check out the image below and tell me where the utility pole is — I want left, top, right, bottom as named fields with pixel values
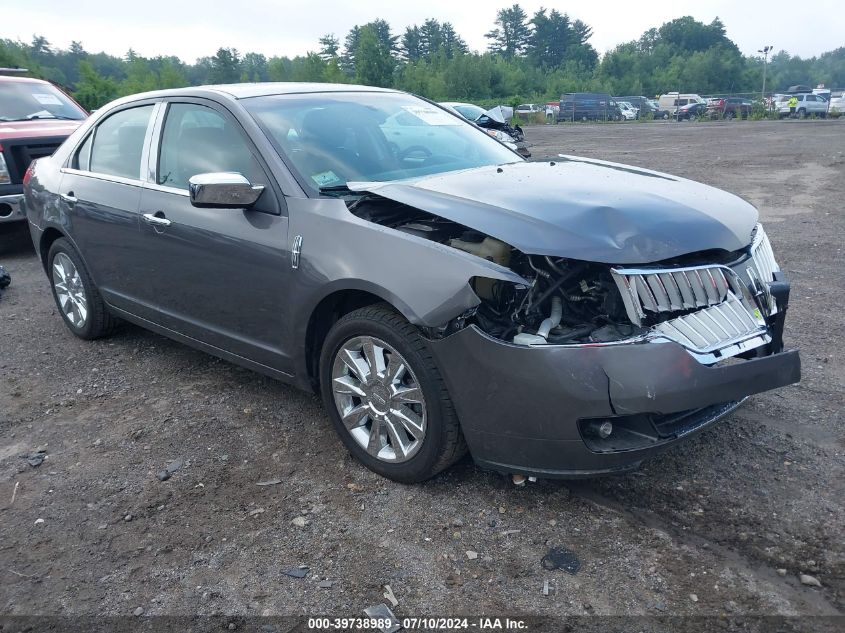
left=758, top=45, right=773, bottom=103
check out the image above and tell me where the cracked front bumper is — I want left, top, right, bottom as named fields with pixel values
left=428, top=325, right=800, bottom=478
left=0, top=193, right=25, bottom=223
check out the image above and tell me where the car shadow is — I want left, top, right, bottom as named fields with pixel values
left=0, top=222, right=36, bottom=258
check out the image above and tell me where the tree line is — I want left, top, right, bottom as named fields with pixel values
left=2, top=6, right=843, bottom=111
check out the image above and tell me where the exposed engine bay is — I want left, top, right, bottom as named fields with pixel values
left=350, top=196, right=644, bottom=345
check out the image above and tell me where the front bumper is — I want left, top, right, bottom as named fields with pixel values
left=0, top=193, right=25, bottom=224
left=428, top=324, right=800, bottom=478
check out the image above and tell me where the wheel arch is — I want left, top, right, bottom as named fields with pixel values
left=303, top=285, right=413, bottom=390
left=39, top=226, right=66, bottom=271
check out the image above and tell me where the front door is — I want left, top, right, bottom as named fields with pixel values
left=135, top=100, right=292, bottom=373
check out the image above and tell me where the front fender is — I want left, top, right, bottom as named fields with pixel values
left=287, top=196, right=527, bottom=330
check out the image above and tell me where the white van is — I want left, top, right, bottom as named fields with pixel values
left=658, top=92, right=706, bottom=115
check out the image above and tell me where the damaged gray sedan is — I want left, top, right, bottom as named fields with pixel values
left=24, top=83, right=800, bottom=482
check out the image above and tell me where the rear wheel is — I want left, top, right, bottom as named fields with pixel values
left=47, top=238, right=117, bottom=340
left=319, top=305, right=466, bottom=482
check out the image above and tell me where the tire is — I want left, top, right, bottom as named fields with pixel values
left=319, top=304, right=466, bottom=483
left=798, top=108, right=806, bottom=119
left=47, top=237, right=118, bottom=340
left=725, top=111, right=735, bottom=120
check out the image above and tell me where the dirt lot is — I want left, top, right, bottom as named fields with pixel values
left=1, top=120, right=843, bottom=626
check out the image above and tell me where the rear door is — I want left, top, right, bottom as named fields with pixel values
left=134, top=99, right=293, bottom=373
left=59, top=102, right=157, bottom=309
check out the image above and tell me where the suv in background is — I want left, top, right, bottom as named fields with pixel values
left=708, top=97, right=753, bottom=119
left=558, top=93, right=622, bottom=122
left=0, top=71, right=87, bottom=223
left=777, top=93, right=830, bottom=118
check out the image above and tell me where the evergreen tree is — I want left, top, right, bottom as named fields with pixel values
left=485, top=4, right=531, bottom=59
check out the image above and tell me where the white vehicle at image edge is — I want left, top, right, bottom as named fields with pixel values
left=777, top=93, right=830, bottom=118
left=827, top=92, right=845, bottom=114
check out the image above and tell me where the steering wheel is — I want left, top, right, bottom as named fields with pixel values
left=398, top=145, right=433, bottom=161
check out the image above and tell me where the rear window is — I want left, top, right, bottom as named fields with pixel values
left=87, top=105, right=154, bottom=180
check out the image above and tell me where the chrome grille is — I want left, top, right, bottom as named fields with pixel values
left=611, top=264, right=768, bottom=358
left=653, top=292, right=765, bottom=353
left=612, top=264, right=735, bottom=326
left=750, top=224, right=779, bottom=283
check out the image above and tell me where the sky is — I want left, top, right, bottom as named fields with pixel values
left=2, top=0, right=841, bottom=62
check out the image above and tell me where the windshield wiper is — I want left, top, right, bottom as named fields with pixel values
left=26, top=113, right=80, bottom=121
left=318, top=184, right=366, bottom=197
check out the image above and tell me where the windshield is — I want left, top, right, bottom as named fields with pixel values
left=450, top=104, right=486, bottom=121
left=0, top=80, right=87, bottom=121
left=244, top=92, right=520, bottom=193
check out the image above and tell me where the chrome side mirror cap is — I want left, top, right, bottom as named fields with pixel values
left=188, top=172, right=264, bottom=209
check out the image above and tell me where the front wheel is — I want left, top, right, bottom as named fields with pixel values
left=797, top=108, right=807, bottom=119
left=47, top=238, right=118, bottom=340
left=319, top=305, right=466, bottom=482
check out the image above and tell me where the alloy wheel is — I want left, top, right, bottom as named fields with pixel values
left=52, top=252, right=88, bottom=328
left=331, top=335, right=427, bottom=463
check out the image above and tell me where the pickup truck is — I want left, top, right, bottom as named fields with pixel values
left=0, top=72, right=87, bottom=223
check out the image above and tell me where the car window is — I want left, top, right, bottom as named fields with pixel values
left=157, top=102, right=266, bottom=191
left=74, top=133, right=93, bottom=171
left=244, top=92, right=518, bottom=192
left=806, top=95, right=817, bottom=102
left=0, top=80, right=87, bottom=122
left=88, top=105, right=154, bottom=180
left=453, top=104, right=485, bottom=121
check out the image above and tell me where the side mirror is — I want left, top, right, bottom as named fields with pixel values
left=188, top=172, right=265, bottom=209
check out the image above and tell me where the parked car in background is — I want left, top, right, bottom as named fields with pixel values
left=440, top=102, right=529, bottom=157
left=24, top=82, right=800, bottom=482
left=776, top=93, right=829, bottom=118
left=515, top=103, right=543, bottom=117
left=647, top=99, right=671, bottom=119
left=676, top=102, right=709, bottom=120
left=617, top=101, right=637, bottom=120
left=616, top=96, right=659, bottom=119
left=708, top=97, right=752, bottom=119
left=828, top=91, right=845, bottom=114
left=812, top=87, right=831, bottom=101
left=1, top=71, right=87, bottom=223
left=558, top=93, right=622, bottom=122
left=658, top=92, right=705, bottom=115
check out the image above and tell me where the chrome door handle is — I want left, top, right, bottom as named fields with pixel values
left=142, top=213, right=171, bottom=227
left=60, top=193, right=77, bottom=204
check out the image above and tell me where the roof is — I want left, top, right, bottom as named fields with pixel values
left=0, top=75, right=51, bottom=84
left=180, top=82, right=397, bottom=99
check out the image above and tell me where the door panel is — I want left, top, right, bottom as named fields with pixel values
left=60, top=103, right=155, bottom=307
left=135, top=188, right=291, bottom=370
left=132, top=100, right=293, bottom=373
left=61, top=172, right=143, bottom=305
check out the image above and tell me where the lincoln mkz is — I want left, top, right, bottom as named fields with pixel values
left=23, top=83, right=800, bottom=482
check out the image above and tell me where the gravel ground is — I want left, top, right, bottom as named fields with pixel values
left=0, top=120, right=843, bottom=625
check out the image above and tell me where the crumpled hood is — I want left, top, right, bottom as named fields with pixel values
left=348, top=156, right=758, bottom=264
